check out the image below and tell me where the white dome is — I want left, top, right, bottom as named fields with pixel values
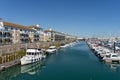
left=0, top=21, right=4, bottom=30
left=49, top=28, right=52, bottom=31
left=36, top=24, right=40, bottom=27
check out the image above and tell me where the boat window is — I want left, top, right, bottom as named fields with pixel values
left=29, top=53, right=32, bottom=55
left=27, top=52, right=30, bottom=55
left=38, top=49, right=41, bottom=51
left=106, top=55, right=110, bottom=58
left=49, top=48, right=54, bottom=49
left=112, top=55, right=118, bottom=57
left=32, top=53, right=34, bottom=55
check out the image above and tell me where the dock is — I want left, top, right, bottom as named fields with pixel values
left=87, top=38, right=120, bottom=64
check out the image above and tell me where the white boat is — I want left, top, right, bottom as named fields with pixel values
left=69, top=42, right=76, bottom=46
left=65, top=44, right=70, bottom=47
left=99, top=48, right=111, bottom=58
left=60, top=44, right=69, bottom=48
left=103, top=53, right=120, bottom=61
left=20, top=48, right=46, bottom=65
left=46, top=46, right=57, bottom=54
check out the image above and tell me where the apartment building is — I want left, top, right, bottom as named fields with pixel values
left=0, top=18, right=75, bottom=44
left=0, top=19, right=43, bottom=44
left=44, top=29, right=66, bottom=42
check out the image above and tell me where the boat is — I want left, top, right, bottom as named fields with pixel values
left=20, top=48, right=46, bottom=65
left=60, top=44, right=69, bottom=48
left=99, top=48, right=111, bottom=59
left=46, top=46, right=57, bottom=54
left=102, top=53, right=120, bottom=63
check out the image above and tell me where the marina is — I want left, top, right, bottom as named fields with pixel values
left=1, top=0, right=120, bottom=80
left=87, top=38, right=120, bottom=64
left=1, top=42, right=120, bottom=80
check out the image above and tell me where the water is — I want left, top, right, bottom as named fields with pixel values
left=1, top=41, right=120, bottom=80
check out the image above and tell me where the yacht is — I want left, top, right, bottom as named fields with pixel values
left=20, top=48, right=46, bottom=65
left=60, top=44, right=69, bottom=48
left=103, top=53, right=120, bottom=61
left=46, top=46, right=57, bottom=54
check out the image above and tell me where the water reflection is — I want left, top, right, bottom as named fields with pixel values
left=106, top=63, right=120, bottom=72
left=21, top=60, right=46, bottom=75
left=0, top=60, right=46, bottom=80
left=0, top=64, right=21, bottom=80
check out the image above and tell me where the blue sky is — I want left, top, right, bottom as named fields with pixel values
left=0, top=0, right=120, bottom=37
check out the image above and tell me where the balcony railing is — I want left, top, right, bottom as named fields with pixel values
left=0, top=35, right=12, bottom=38
left=2, top=29, right=11, bottom=32
left=20, top=39, right=30, bottom=44
left=20, top=36, right=29, bottom=39
left=0, top=41, right=12, bottom=45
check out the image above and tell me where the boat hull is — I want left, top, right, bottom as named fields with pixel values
left=21, top=57, right=42, bottom=65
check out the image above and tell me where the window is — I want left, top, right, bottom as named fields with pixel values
left=112, top=55, right=118, bottom=57
left=11, top=27, right=13, bottom=30
left=20, top=29, right=22, bottom=31
left=5, top=27, right=8, bottom=30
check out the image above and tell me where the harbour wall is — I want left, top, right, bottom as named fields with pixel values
left=0, top=40, right=73, bottom=70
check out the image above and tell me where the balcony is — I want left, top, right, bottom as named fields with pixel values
left=0, top=38, right=12, bottom=45
left=20, top=33, right=29, bottom=39
left=34, top=34, right=39, bottom=39
left=0, top=34, right=12, bottom=38
left=20, top=38, right=30, bottom=43
left=34, top=39, right=39, bottom=42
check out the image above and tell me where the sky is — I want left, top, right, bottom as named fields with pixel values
left=0, top=0, right=120, bottom=38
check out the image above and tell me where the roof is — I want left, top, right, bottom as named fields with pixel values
left=30, top=26, right=43, bottom=30
left=44, top=30, right=54, bottom=32
left=44, top=30, right=62, bottom=34
left=44, top=30, right=68, bottom=36
left=3, top=21, right=34, bottom=31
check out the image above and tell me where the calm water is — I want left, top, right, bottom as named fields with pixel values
left=1, top=42, right=120, bottom=80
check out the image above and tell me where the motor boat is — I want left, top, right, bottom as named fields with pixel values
left=20, top=48, right=46, bottom=65
left=46, top=46, right=57, bottom=54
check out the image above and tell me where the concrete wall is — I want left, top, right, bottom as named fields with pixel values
left=0, top=41, right=70, bottom=56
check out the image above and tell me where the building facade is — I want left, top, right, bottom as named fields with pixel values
left=0, top=19, right=44, bottom=44
left=0, top=18, right=76, bottom=44
left=0, top=19, right=12, bottom=44
left=44, top=29, right=66, bottom=42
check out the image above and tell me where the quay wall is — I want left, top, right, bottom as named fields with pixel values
left=0, top=41, right=68, bottom=55
left=0, top=40, right=72, bottom=70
